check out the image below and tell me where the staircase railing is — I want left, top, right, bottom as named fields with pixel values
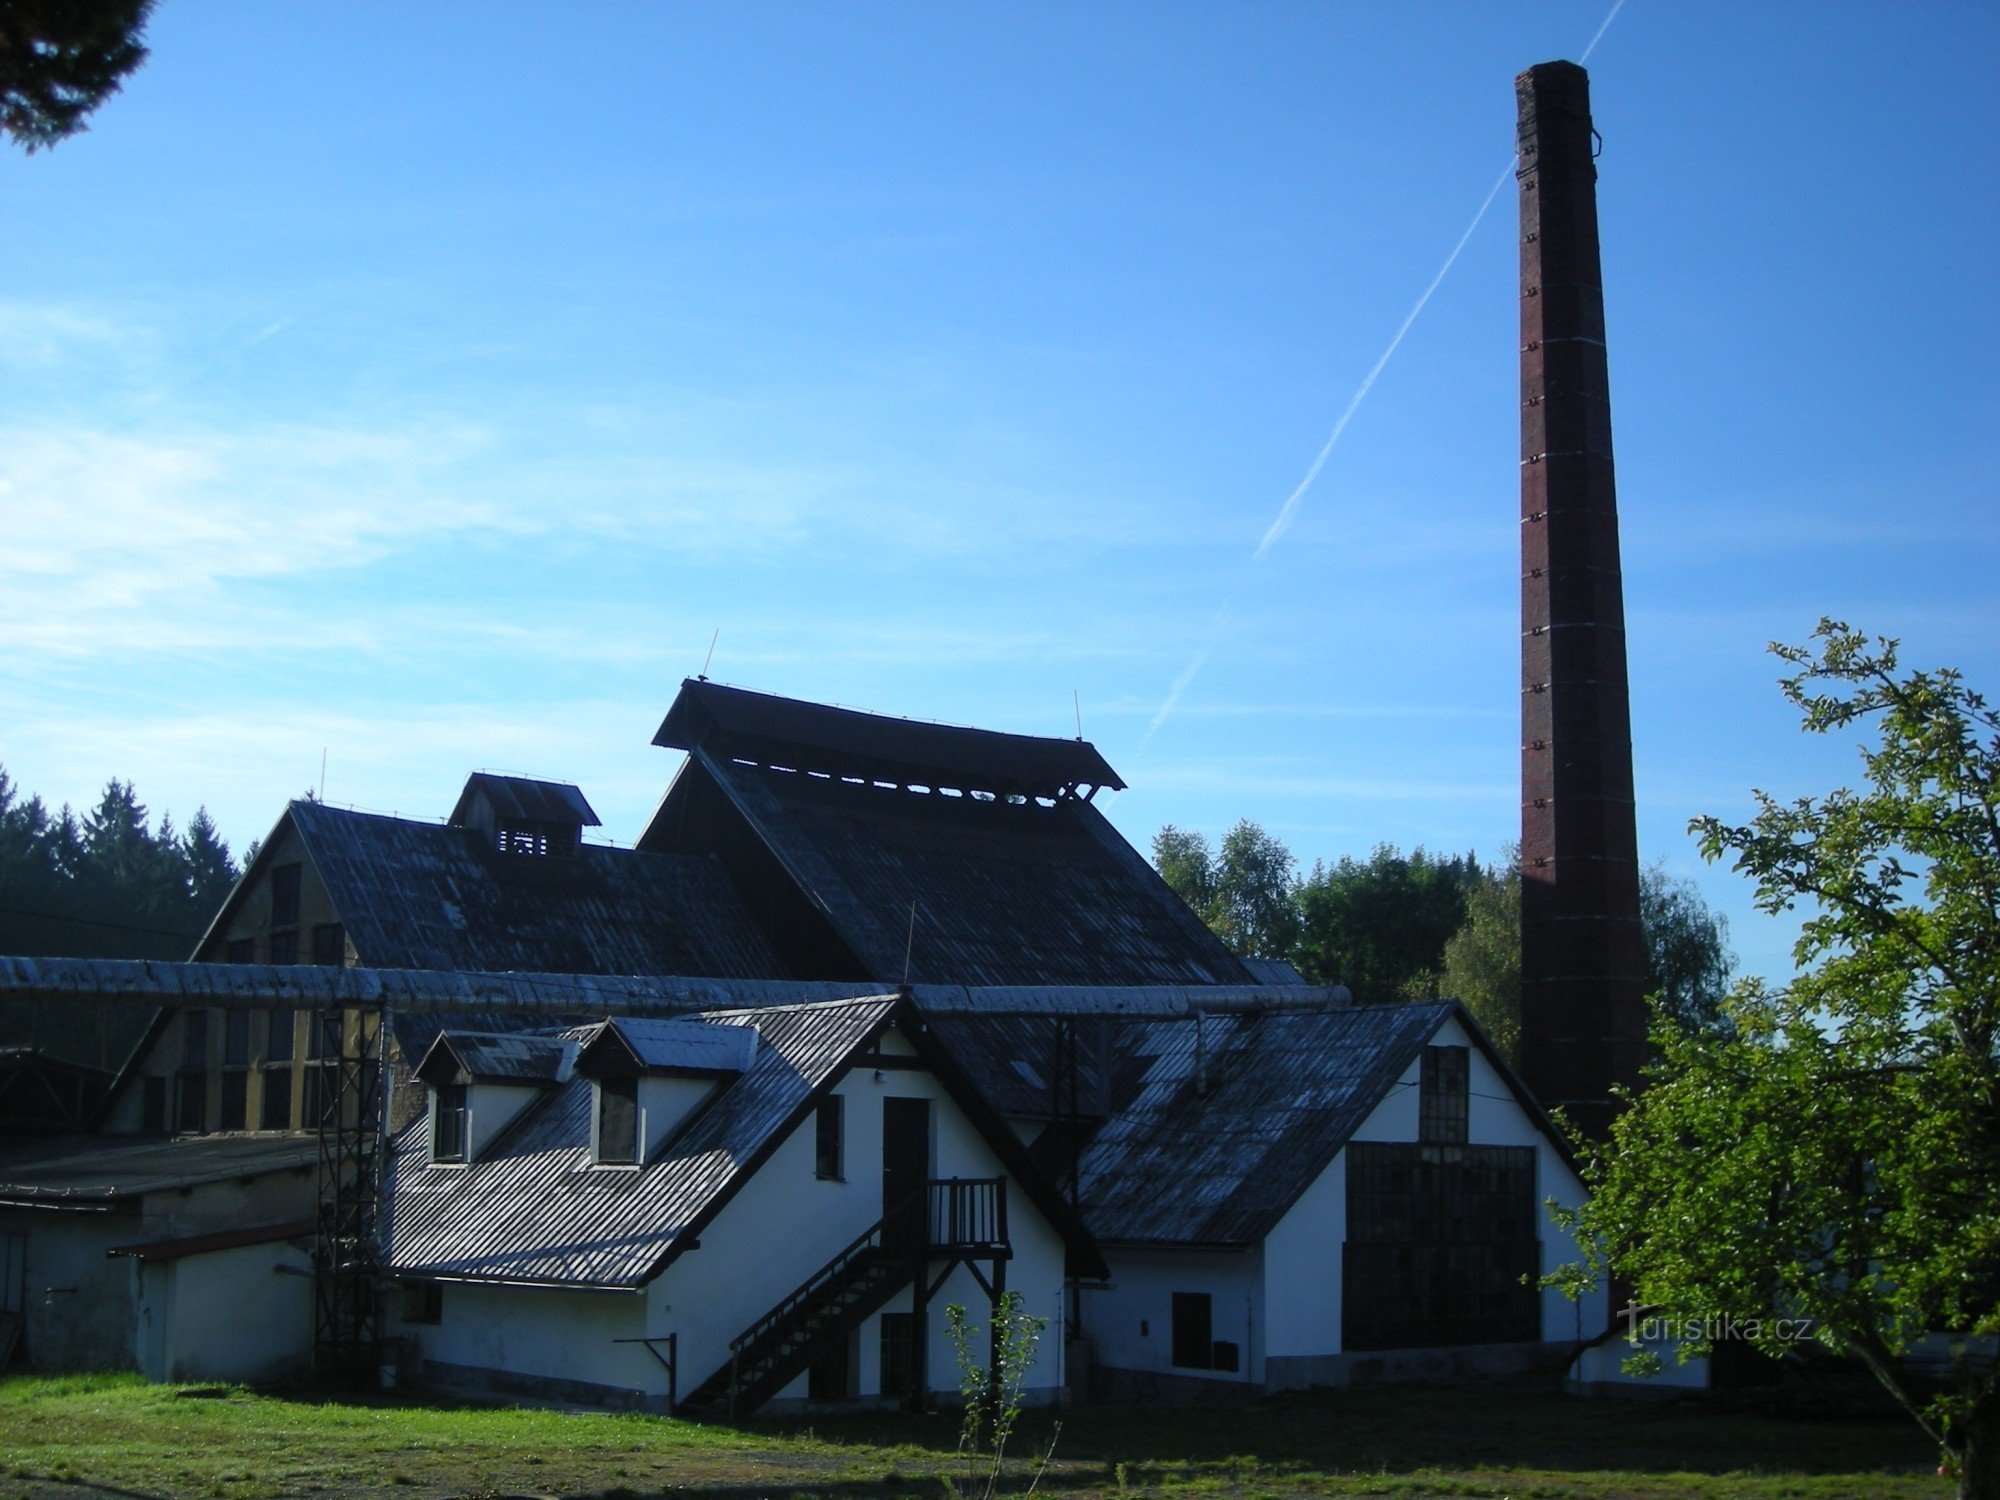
left=726, top=1203, right=900, bottom=1363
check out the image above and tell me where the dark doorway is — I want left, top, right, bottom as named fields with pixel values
left=882, top=1096, right=930, bottom=1254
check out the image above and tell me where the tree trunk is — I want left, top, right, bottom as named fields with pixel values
left=1951, top=1386, right=2000, bottom=1500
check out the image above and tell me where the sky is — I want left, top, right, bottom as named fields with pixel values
left=2, top=1, right=1995, bottom=985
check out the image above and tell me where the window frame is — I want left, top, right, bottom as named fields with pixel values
left=594, top=1077, right=640, bottom=1168
left=814, top=1095, right=845, bottom=1181
left=431, top=1082, right=469, bottom=1164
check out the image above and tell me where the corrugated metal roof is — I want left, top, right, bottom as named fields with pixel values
left=655, top=679, right=1124, bottom=797
left=594, top=1017, right=758, bottom=1075
left=424, top=1031, right=574, bottom=1084
left=0, top=1134, right=318, bottom=1205
left=381, top=997, right=897, bottom=1287
left=449, top=773, right=601, bottom=829
left=290, top=801, right=783, bottom=979
left=682, top=750, right=1252, bottom=989
left=1066, top=1003, right=1454, bottom=1245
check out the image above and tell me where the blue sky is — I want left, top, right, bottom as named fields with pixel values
left=2, top=1, right=1994, bottom=984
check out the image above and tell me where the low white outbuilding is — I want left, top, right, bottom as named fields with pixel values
left=379, top=994, right=1106, bottom=1414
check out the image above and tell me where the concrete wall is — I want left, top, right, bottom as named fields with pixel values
left=1, top=1166, right=311, bottom=1373
left=134, top=1237, right=314, bottom=1384
left=408, top=1282, right=653, bottom=1406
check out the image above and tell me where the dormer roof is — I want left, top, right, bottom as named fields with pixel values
left=575, top=1017, right=758, bottom=1080
left=449, top=773, right=601, bottom=830
left=414, top=1030, right=574, bottom=1087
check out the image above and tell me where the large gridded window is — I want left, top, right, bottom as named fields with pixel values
left=814, top=1096, right=844, bottom=1180
left=260, top=1064, right=293, bottom=1130
left=1419, top=1045, right=1469, bottom=1144
left=218, top=1070, right=248, bottom=1131
left=596, top=1078, right=639, bottom=1166
left=1342, top=1141, right=1538, bottom=1351
left=432, top=1084, right=468, bottom=1163
left=268, top=1009, right=295, bottom=1062
left=224, top=1010, right=251, bottom=1066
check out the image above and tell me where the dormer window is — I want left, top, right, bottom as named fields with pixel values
left=433, top=1083, right=468, bottom=1163
left=1420, top=1045, right=1469, bottom=1144
left=596, top=1078, right=639, bottom=1165
left=449, top=773, right=600, bottom=862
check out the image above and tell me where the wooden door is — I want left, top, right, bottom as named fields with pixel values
left=881, top=1097, right=930, bottom=1254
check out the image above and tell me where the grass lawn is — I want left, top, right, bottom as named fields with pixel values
left=0, top=1371, right=1947, bottom=1500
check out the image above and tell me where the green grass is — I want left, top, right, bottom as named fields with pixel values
left=0, top=1371, right=1947, bottom=1499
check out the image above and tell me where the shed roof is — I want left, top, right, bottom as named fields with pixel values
left=107, top=1217, right=315, bottom=1262
left=583, top=1017, right=759, bottom=1076
left=655, top=679, right=1124, bottom=797
left=449, top=774, right=601, bottom=829
left=0, top=1134, right=318, bottom=1207
left=282, top=801, right=784, bottom=979
left=647, top=748, right=1250, bottom=988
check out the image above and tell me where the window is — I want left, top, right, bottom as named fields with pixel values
left=1342, top=1141, right=1539, bottom=1351
left=225, top=937, right=255, bottom=964
left=814, top=1096, right=844, bottom=1180
left=268, top=929, right=298, bottom=965
left=181, top=1010, right=209, bottom=1072
left=141, top=1076, right=167, bottom=1133
left=270, top=864, right=302, bottom=927
left=1420, top=1045, right=1469, bottom=1145
left=432, top=1084, right=468, bottom=1163
left=310, top=1010, right=342, bottom=1059
left=400, top=1282, right=443, bottom=1325
left=224, top=1009, right=251, bottom=1066
left=260, top=1065, right=293, bottom=1130
left=807, top=1331, right=851, bottom=1400
left=1171, top=1292, right=1214, bottom=1370
left=218, top=1070, right=248, bottom=1130
left=176, top=1073, right=207, bottom=1134
left=879, top=1313, right=917, bottom=1399
left=596, top=1078, right=638, bottom=1166
left=311, top=924, right=346, bottom=967
left=268, top=1009, right=295, bottom=1062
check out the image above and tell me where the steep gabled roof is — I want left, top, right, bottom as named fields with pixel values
left=646, top=747, right=1251, bottom=987
left=656, top=678, right=1123, bottom=798
left=263, top=801, right=786, bottom=979
left=1067, top=1002, right=1463, bottom=1246
left=381, top=996, right=1105, bottom=1288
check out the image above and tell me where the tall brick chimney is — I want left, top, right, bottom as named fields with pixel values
left=1515, top=60, right=1647, bottom=1138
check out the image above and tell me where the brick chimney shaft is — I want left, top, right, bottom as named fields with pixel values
left=1515, top=61, right=1648, bottom=1137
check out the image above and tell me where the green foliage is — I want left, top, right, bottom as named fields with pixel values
left=1293, top=844, right=1483, bottom=999
left=1556, top=622, right=2000, bottom=1498
left=945, top=1293, right=1055, bottom=1500
left=1150, top=819, right=1299, bottom=959
left=1438, top=864, right=1522, bottom=1060
left=0, top=0, right=153, bottom=151
left=0, top=765, right=241, bottom=960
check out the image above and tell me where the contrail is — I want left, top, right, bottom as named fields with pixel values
left=1140, top=607, right=1231, bottom=749
left=1581, top=0, right=1626, bottom=61
left=1140, top=0, right=1632, bottom=753
left=1252, top=161, right=1512, bottom=562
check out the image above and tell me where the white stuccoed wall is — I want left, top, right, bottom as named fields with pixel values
left=404, top=1025, right=1070, bottom=1408
left=1080, top=1246, right=1265, bottom=1389
left=133, top=1238, right=314, bottom=1384
left=1096, top=1011, right=1611, bottom=1391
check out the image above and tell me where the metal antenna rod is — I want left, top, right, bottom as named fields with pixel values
left=902, top=901, right=918, bottom=986
left=1073, top=688, right=1083, bottom=741
left=700, top=628, right=720, bottom=681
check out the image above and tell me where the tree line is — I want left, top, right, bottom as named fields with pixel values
left=0, top=766, right=248, bottom=1071
left=1150, top=822, right=1733, bottom=1059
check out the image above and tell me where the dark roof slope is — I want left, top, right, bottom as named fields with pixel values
left=383, top=998, right=899, bottom=1287
left=290, top=801, right=785, bottom=979
left=0, top=1134, right=318, bottom=1205
left=668, top=750, right=1251, bottom=988
left=656, top=679, right=1124, bottom=798
left=1068, top=1003, right=1455, bottom=1245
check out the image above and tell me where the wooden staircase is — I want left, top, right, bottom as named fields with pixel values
left=677, top=1177, right=1009, bottom=1420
